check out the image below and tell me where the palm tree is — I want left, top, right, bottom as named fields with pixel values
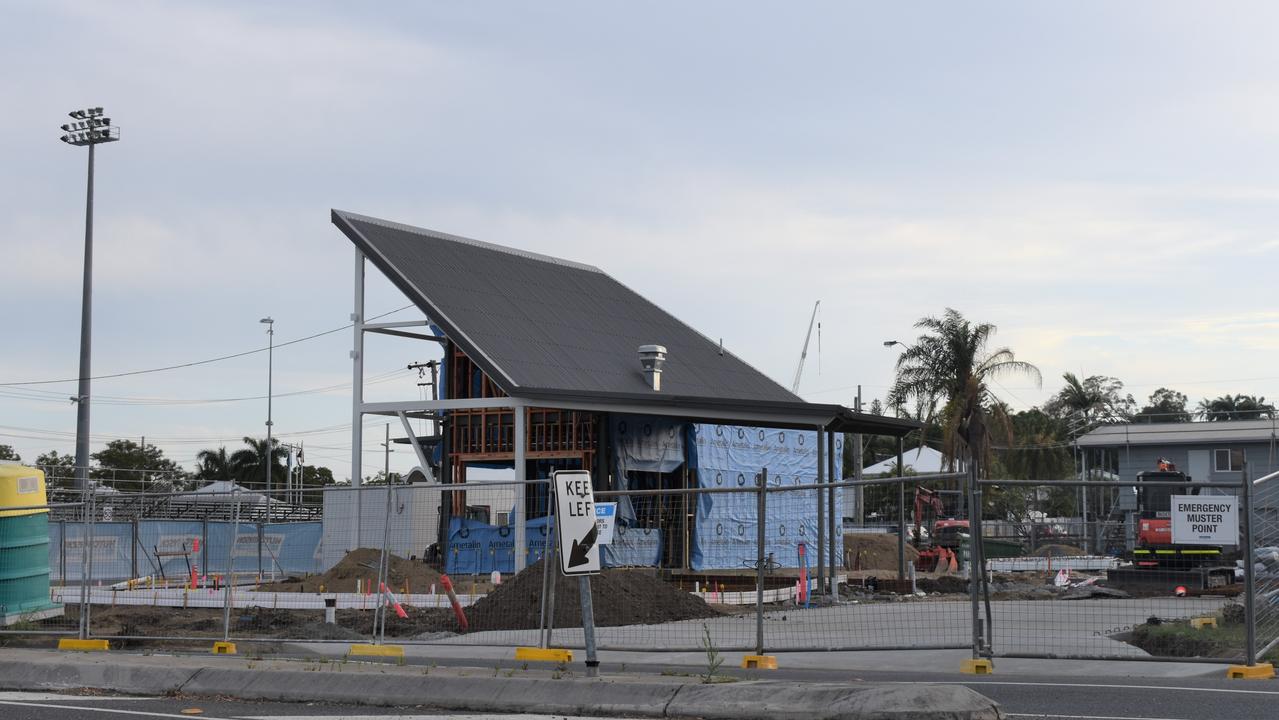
left=888, top=308, right=1041, bottom=472
left=229, top=436, right=287, bottom=491
left=1197, top=394, right=1276, bottom=422
left=195, top=447, right=234, bottom=484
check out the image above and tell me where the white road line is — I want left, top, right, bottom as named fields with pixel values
left=0, top=692, right=157, bottom=702
left=1006, top=714, right=1192, bottom=720
left=0, top=698, right=208, bottom=719
left=236, top=716, right=643, bottom=720
left=919, top=680, right=1279, bottom=696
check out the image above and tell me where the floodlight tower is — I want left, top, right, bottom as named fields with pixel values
left=60, top=107, right=120, bottom=490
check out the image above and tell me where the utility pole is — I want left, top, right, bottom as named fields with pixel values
left=854, top=386, right=864, bottom=525
left=60, top=107, right=119, bottom=490
left=260, top=317, right=275, bottom=510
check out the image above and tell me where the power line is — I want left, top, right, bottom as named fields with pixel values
left=0, top=304, right=417, bottom=387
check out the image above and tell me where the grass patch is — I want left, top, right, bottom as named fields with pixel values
left=1127, top=604, right=1279, bottom=663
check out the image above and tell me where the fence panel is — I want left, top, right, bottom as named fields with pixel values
left=978, top=479, right=1246, bottom=663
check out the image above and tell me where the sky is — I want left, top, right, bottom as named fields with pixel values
left=4, top=1, right=1279, bottom=481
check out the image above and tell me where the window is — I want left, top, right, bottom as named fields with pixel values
left=1214, top=448, right=1245, bottom=472
left=495, top=511, right=510, bottom=526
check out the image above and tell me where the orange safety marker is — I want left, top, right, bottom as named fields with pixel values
left=380, top=583, right=408, bottom=619
left=440, top=574, right=469, bottom=631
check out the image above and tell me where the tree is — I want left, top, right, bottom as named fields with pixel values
left=35, top=450, right=76, bottom=488
left=997, top=409, right=1073, bottom=481
left=1197, top=394, right=1276, bottom=422
left=228, top=436, right=287, bottom=492
left=887, top=308, right=1041, bottom=471
left=1132, top=388, right=1191, bottom=424
left=0, top=444, right=20, bottom=462
left=194, top=447, right=235, bottom=484
left=1043, top=373, right=1135, bottom=429
left=91, top=440, right=185, bottom=492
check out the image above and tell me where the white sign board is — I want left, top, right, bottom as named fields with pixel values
left=553, top=470, right=600, bottom=576
left=595, top=502, right=617, bottom=545
left=1171, top=495, right=1238, bottom=545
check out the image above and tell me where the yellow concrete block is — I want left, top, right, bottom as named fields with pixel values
left=58, top=638, right=109, bottom=652
left=1190, top=617, right=1218, bottom=630
left=211, top=641, right=237, bottom=655
left=514, top=647, right=573, bottom=663
left=348, top=644, right=404, bottom=659
left=741, top=654, right=778, bottom=669
left=1227, top=663, right=1275, bottom=680
left=961, top=658, right=994, bottom=675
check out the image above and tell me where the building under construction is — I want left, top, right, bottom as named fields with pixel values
left=329, top=210, right=917, bottom=577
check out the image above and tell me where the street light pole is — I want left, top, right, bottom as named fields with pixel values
left=60, top=107, right=119, bottom=490
left=261, top=318, right=274, bottom=509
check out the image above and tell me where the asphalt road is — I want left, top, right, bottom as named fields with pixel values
left=2, top=673, right=1277, bottom=720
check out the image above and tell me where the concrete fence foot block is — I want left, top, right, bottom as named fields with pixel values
left=741, top=655, right=778, bottom=670
left=960, top=659, right=993, bottom=675
left=514, top=647, right=572, bottom=663
left=1227, top=663, right=1274, bottom=680
left=57, top=639, right=109, bottom=652
left=348, top=644, right=404, bottom=660
left=211, top=642, right=237, bottom=655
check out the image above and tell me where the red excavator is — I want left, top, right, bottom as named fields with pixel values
left=913, top=486, right=960, bottom=573
left=1106, top=459, right=1234, bottom=590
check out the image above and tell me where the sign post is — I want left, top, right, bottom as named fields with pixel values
left=1170, top=495, right=1238, bottom=545
left=552, top=470, right=600, bottom=676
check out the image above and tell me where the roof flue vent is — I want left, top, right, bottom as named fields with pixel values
left=638, top=344, right=667, bottom=391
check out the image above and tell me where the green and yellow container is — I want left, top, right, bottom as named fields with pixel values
left=0, top=464, right=62, bottom=625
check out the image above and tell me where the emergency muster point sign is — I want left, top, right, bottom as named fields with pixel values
left=553, top=470, right=600, bottom=576
left=1170, top=495, right=1238, bottom=545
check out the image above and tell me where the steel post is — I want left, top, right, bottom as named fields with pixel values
left=756, top=468, right=767, bottom=656
left=514, top=405, right=527, bottom=572
left=579, top=575, right=599, bottom=677
left=1243, top=465, right=1257, bottom=666
left=224, top=491, right=241, bottom=642
left=816, top=430, right=825, bottom=592
left=351, top=250, right=365, bottom=487
left=968, top=457, right=981, bottom=659
left=897, top=437, right=906, bottom=581
left=828, top=430, right=837, bottom=600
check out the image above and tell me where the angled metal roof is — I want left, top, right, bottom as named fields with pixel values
left=332, top=210, right=917, bottom=436
left=1077, top=419, right=1279, bottom=448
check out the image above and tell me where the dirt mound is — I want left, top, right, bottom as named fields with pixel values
left=843, top=534, right=919, bottom=571
left=916, top=575, right=968, bottom=594
left=1032, top=544, right=1085, bottom=557
left=258, top=548, right=444, bottom=594
left=465, top=560, right=719, bottom=631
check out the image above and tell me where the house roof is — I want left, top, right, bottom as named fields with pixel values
left=332, top=210, right=918, bottom=436
left=1077, top=419, right=1279, bottom=448
left=863, top=445, right=944, bottom=475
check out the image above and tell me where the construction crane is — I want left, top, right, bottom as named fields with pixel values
left=791, top=300, right=820, bottom=394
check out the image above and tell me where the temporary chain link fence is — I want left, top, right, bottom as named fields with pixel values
left=4, top=461, right=1273, bottom=670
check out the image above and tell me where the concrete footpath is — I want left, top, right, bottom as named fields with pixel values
left=0, top=648, right=1003, bottom=720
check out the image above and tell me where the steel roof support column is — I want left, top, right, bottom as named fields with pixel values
left=351, top=249, right=365, bottom=487
left=515, top=402, right=527, bottom=572
left=816, top=428, right=825, bottom=593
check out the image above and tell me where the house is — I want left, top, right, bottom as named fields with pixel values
left=1077, top=419, right=1279, bottom=543
left=325, top=210, right=920, bottom=574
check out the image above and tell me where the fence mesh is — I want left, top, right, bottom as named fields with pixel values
left=6, top=461, right=1274, bottom=670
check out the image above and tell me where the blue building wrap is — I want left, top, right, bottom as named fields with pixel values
left=689, top=424, right=841, bottom=571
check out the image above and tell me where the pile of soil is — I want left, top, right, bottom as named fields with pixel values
left=465, top=560, right=720, bottom=630
left=258, top=549, right=445, bottom=594
left=843, top=534, right=919, bottom=571
left=916, top=575, right=968, bottom=594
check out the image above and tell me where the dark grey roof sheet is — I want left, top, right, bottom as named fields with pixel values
left=332, top=210, right=919, bottom=437
left=1078, top=419, right=1279, bottom=448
